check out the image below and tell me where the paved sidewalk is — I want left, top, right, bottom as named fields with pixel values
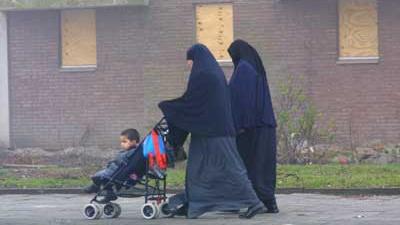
left=0, top=194, right=399, bottom=225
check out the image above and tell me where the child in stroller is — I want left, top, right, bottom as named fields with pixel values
left=82, top=119, right=176, bottom=220
left=83, top=128, right=142, bottom=202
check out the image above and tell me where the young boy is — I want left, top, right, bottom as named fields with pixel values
left=83, top=128, right=140, bottom=202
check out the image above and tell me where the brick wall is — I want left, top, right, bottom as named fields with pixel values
left=302, top=0, right=400, bottom=146
left=8, top=8, right=147, bottom=148
left=232, top=0, right=400, bottom=146
left=8, top=0, right=400, bottom=148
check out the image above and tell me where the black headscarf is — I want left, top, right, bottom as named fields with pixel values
left=158, top=44, right=235, bottom=137
left=228, top=39, right=276, bottom=129
left=228, top=39, right=267, bottom=77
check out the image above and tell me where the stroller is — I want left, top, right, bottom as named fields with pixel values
left=82, top=118, right=175, bottom=220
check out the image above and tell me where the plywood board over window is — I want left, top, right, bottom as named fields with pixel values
left=196, top=4, right=233, bottom=61
left=339, top=0, right=378, bottom=60
left=61, top=9, right=97, bottom=68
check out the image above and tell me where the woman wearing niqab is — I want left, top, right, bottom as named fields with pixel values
left=159, top=44, right=263, bottom=219
left=228, top=39, right=279, bottom=213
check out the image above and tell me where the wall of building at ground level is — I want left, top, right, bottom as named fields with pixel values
left=8, top=7, right=149, bottom=148
left=7, top=0, right=400, bottom=148
left=0, top=12, right=9, bottom=148
left=299, top=0, right=400, bottom=146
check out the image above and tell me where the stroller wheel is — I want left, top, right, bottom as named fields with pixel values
left=114, top=203, right=122, bottom=218
left=141, top=203, right=158, bottom=220
left=103, top=203, right=121, bottom=219
left=83, top=203, right=102, bottom=220
left=159, top=202, right=173, bottom=217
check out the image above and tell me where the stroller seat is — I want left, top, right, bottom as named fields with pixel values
left=83, top=118, right=175, bottom=220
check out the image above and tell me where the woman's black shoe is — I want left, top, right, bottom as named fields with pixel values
left=238, top=202, right=264, bottom=219
left=266, top=204, right=279, bottom=213
left=264, top=199, right=279, bottom=213
left=168, top=204, right=188, bottom=218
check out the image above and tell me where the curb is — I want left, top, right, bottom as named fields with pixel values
left=276, top=188, right=400, bottom=196
left=0, top=188, right=184, bottom=195
left=0, top=188, right=84, bottom=195
left=1, top=188, right=399, bottom=196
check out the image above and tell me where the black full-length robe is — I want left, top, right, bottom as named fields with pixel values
left=228, top=40, right=277, bottom=205
left=159, top=44, right=260, bottom=218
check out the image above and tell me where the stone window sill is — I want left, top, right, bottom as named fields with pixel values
left=60, top=65, right=97, bottom=72
left=336, top=57, right=380, bottom=65
left=218, top=59, right=233, bottom=67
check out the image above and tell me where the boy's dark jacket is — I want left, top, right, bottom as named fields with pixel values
left=102, top=146, right=146, bottom=182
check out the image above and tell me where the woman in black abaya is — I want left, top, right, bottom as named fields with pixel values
left=228, top=39, right=279, bottom=213
left=159, top=44, right=263, bottom=219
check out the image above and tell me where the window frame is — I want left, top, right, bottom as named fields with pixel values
left=194, top=2, right=234, bottom=65
left=59, top=9, right=98, bottom=72
left=336, top=0, right=380, bottom=65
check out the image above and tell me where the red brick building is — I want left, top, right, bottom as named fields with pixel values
left=0, top=0, right=398, bottom=149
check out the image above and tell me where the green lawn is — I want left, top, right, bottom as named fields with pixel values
left=0, top=164, right=399, bottom=189
left=277, top=164, right=400, bottom=188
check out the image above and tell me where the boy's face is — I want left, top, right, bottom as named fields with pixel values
left=120, top=135, right=137, bottom=150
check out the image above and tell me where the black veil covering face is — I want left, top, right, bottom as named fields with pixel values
left=228, top=39, right=276, bottom=130
left=159, top=44, right=235, bottom=137
left=228, top=39, right=266, bottom=76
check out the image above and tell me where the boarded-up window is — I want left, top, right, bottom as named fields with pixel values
left=339, top=0, right=378, bottom=59
left=196, top=4, right=233, bottom=61
left=61, top=9, right=97, bottom=67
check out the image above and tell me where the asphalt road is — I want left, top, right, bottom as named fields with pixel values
left=1, top=193, right=399, bottom=225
